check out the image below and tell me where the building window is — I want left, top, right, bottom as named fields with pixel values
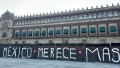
left=35, top=19, right=37, bottom=24
left=25, top=21, right=27, bottom=25
left=72, top=28, right=77, bottom=34
left=100, top=27, right=105, bottom=32
left=29, top=20, right=32, bottom=25
left=58, top=17, right=62, bottom=23
left=66, top=16, right=70, bottom=21
left=15, top=32, right=19, bottom=37
left=39, top=19, right=41, bottom=23
left=63, top=16, right=66, bottom=22
left=48, top=30, right=53, bottom=35
left=110, top=26, right=117, bottom=32
left=2, top=32, right=7, bottom=37
left=63, top=29, right=69, bottom=34
left=90, top=27, right=96, bottom=33
left=19, top=22, right=22, bottom=25
left=27, top=20, right=30, bottom=25
left=88, top=14, right=92, bottom=20
left=34, top=20, right=36, bottom=24
left=114, top=11, right=118, bottom=17
left=71, top=16, right=75, bottom=21
left=41, top=19, right=44, bottom=23
left=55, top=17, right=58, bottom=23
left=57, top=17, right=60, bottom=22
left=79, top=15, right=83, bottom=20
left=47, top=18, right=51, bottom=23
left=16, top=22, right=19, bottom=25
left=98, top=13, right=103, bottom=19
left=21, top=21, right=24, bottom=25
left=93, top=14, right=97, bottom=19
left=22, top=31, right=26, bottom=36
left=41, top=30, right=46, bottom=36
left=43, top=19, right=47, bottom=23
left=108, top=12, right=113, bottom=17
left=45, top=18, right=48, bottom=23
left=50, top=18, right=53, bottom=23
left=36, top=19, right=39, bottom=23
left=52, top=18, right=55, bottom=23
left=56, top=29, right=61, bottom=34
left=103, top=12, right=107, bottom=18
left=31, top=20, right=33, bottom=24
left=53, top=18, right=56, bottom=23
left=34, top=31, right=39, bottom=36
left=28, top=31, right=32, bottom=36
left=81, top=28, right=87, bottom=33
left=83, top=15, right=87, bottom=20
left=74, top=15, right=78, bottom=21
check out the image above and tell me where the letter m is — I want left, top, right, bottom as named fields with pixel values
left=3, top=47, right=7, bottom=57
left=86, top=48, right=101, bottom=62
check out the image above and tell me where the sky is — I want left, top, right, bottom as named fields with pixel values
left=0, top=0, right=119, bottom=16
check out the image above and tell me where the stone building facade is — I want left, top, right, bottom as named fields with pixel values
left=0, top=4, right=120, bottom=44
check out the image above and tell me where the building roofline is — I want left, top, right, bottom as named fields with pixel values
left=15, top=3, right=120, bottom=20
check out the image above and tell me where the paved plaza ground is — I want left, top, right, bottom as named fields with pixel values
left=0, top=58, right=119, bottom=68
